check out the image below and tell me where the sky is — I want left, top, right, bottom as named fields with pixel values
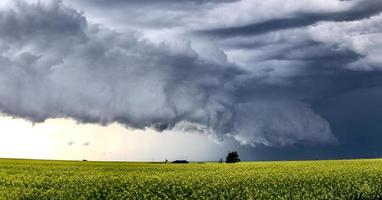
left=0, top=0, right=381, bottom=161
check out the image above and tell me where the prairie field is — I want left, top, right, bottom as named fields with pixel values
left=0, top=158, right=382, bottom=199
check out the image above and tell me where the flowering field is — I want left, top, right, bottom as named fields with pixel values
left=0, top=158, right=382, bottom=199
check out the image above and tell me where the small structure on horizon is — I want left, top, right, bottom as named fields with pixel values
left=172, top=160, right=189, bottom=164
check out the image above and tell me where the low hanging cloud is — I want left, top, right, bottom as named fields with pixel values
left=0, top=0, right=341, bottom=147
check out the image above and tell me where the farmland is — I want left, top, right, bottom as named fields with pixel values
left=0, top=159, right=382, bottom=199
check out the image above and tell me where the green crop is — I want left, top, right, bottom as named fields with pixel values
left=0, top=158, right=382, bottom=199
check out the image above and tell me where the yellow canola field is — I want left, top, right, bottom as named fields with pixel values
left=0, top=158, right=382, bottom=199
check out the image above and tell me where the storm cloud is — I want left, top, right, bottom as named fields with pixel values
left=197, top=0, right=382, bottom=37
left=0, top=0, right=381, bottom=153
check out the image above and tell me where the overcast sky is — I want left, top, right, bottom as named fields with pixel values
left=0, top=0, right=381, bottom=161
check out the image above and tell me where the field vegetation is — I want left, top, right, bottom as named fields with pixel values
left=0, top=158, right=382, bottom=199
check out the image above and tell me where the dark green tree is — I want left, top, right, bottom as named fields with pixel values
left=226, top=151, right=241, bottom=163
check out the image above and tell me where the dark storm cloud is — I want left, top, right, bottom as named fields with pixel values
left=188, top=0, right=382, bottom=159
left=1, top=0, right=382, bottom=157
left=64, top=0, right=238, bottom=29
left=79, top=0, right=238, bottom=6
left=197, top=0, right=382, bottom=37
left=84, top=0, right=382, bottom=159
left=0, top=0, right=338, bottom=148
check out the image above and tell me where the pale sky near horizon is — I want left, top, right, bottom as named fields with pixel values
left=0, top=115, right=236, bottom=161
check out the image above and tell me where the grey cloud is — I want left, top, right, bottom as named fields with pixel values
left=0, top=0, right=336, bottom=147
left=197, top=0, right=382, bottom=38
left=60, top=0, right=382, bottom=160
left=0, top=0, right=87, bottom=41
left=309, top=14, right=382, bottom=71
left=203, top=1, right=382, bottom=157
left=65, top=0, right=238, bottom=29
left=232, top=100, right=337, bottom=147
left=76, top=0, right=239, bottom=6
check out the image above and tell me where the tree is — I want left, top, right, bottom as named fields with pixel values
left=226, top=151, right=240, bottom=163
